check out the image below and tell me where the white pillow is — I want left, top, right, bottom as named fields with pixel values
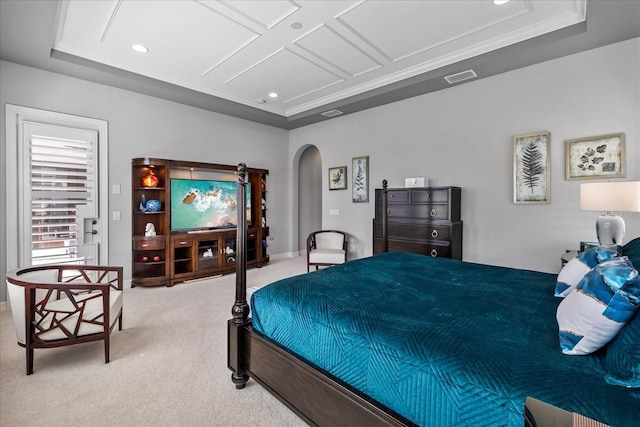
left=555, top=245, right=621, bottom=298
left=556, top=256, right=640, bottom=355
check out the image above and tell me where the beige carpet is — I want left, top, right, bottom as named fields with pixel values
left=0, top=255, right=309, bottom=427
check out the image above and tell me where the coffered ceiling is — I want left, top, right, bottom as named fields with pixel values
left=54, top=0, right=586, bottom=116
left=1, top=1, right=639, bottom=129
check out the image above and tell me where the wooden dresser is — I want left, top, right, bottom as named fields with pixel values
left=373, top=186, right=462, bottom=259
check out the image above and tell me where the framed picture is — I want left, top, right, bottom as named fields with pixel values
left=328, top=166, right=347, bottom=190
left=352, top=156, right=369, bottom=202
left=565, top=133, right=625, bottom=180
left=513, top=131, right=550, bottom=204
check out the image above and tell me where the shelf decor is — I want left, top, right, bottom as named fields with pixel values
left=565, top=133, right=625, bottom=180
left=513, top=131, right=551, bottom=204
left=142, top=169, right=159, bottom=188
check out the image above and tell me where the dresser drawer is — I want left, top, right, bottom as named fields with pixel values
left=409, top=188, right=450, bottom=203
left=133, top=237, right=165, bottom=250
left=386, top=189, right=410, bottom=203
left=374, top=221, right=451, bottom=241
left=386, top=204, right=450, bottom=220
left=172, top=237, right=193, bottom=248
left=374, top=238, right=451, bottom=258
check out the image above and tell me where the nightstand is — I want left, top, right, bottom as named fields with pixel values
left=561, top=250, right=579, bottom=267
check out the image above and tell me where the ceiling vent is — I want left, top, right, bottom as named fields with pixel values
left=321, top=109, right=344, bottom=118
left=444, top=69, right=478, bottom=85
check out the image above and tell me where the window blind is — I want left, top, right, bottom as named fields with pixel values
left=30, top=135, right=95, bottom=265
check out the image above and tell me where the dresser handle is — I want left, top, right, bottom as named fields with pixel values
left=179, top=241, right=187, bottom=245
left=141, top=244, right=148, bottom=248
left=430, top=209, right=437, bottom=217
left=431, top=230, right=439, bottom=238
left=389, top=194, right=394, bottom=198
left=386, top=208, right=391, bottom=215
left=430, top=249, right=438, bottom=257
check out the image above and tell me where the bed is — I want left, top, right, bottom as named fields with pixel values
left=228, top=168, right=640, bottom=426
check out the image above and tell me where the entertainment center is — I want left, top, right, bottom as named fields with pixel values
left=131, top=158, right=269, bottom=287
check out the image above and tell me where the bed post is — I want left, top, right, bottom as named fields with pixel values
left=382, top=179, right=388, bottom=252
left=228, top=163, right=250, bottom=389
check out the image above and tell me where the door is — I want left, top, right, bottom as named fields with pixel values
left=22, top=123, right=101, bottom=265
left=5, top=105, right=108, bottom=271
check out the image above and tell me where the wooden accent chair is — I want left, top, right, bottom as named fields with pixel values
left=306, top=230, right=348, bottom=272
left=6, top=265, right=124, bottom=375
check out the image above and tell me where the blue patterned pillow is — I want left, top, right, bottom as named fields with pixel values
left=605, top=309, right=640, bottom=388
left=555, top=245, right=622, bottom=298
left=622, top=237, right=640, bottom=269
left=556, top=256, right=640, bottom=355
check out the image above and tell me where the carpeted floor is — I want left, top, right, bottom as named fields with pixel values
left=0, top=255, right=309, bottom=427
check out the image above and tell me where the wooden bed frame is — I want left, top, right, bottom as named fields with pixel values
left=227, top=166, right=409, bottom=425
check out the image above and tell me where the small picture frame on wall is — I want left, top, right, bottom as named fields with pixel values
left=352, top=156, right=369, bottom=202
left=328, top=166, right=347, bottom=190
left=565, top=133, right=625, bottom=180
left=513, top=131, right=551, bottom=204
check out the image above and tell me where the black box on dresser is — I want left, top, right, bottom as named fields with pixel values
left=373, top=186, right=462, bottom=259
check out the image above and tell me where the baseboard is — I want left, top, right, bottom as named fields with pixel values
left=270, top=251, right=301, bottom=260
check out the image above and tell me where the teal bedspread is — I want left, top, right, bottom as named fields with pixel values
left=251, top=252, right=639, bottom=426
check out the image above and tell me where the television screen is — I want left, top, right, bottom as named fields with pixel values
left=170, top=178, right=251, bottom=231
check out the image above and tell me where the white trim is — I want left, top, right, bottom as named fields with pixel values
left=5, top=104, right=109, bottom=271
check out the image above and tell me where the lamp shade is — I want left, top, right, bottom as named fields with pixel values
left=580, top=182, right=640, bottom=212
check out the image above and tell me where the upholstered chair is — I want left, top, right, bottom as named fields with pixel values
left=6, top=265, right=124, bottom=375
left=306, top=230, right=348, bottom=272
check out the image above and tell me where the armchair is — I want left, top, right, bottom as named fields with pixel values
left=306, top=230, right=347, bottom=272
left=6, top=264, right=124, bottom=375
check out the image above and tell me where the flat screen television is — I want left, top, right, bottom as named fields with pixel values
left=170, top=178, right=251, bottom=232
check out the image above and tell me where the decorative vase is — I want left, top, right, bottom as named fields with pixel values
left=142, top=169, right=159, bottom=188
left=145, top=199, right=162, bottom=212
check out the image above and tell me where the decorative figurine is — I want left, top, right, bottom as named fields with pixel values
left=145, top=222, right=156, bottom=236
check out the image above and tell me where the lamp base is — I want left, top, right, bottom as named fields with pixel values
left=596, top=214, right=625, bottom=245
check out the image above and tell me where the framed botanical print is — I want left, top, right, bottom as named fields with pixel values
left=513, top=132, right=550, bottom=204
left=565, top=133, right=625, bottom=180
left=352, top=156, right=369, bottom=202
left=328, top=166, right=347, bottom=190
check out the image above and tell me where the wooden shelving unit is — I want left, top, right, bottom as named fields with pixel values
left=131, top=158, right=269, bottom=287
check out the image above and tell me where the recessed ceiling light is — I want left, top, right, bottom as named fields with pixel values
left=268, top=92, right=278, bottom=98
left=493, top=0, right=510, bottom=5
left=132, top=44, right=149, bottom=53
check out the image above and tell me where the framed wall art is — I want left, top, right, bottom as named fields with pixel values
left=565, top=133, right=625, bottom=180
left=328, top=166, right=347, bottom=190
left=513, top=131, right=550, bottom=204
left=352, top=156, right=369, bottom=202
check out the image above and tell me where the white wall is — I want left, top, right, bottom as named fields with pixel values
left=289, top=38, right=640, bottom=273
left=1, top=60, right=290, bottom=301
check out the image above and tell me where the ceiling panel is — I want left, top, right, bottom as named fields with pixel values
left=217, top=0, right=299, bottom=30
left=294, top=24, right=382, bottom=78
left=224, top=47, right=344, bottom=104
left=336, top=0, right=530, bottom=62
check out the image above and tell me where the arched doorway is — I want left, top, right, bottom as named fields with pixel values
left=297, top=146, right=322, bottom=254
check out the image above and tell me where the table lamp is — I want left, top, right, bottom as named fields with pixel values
left=580, top=181, right=640, bottom=245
